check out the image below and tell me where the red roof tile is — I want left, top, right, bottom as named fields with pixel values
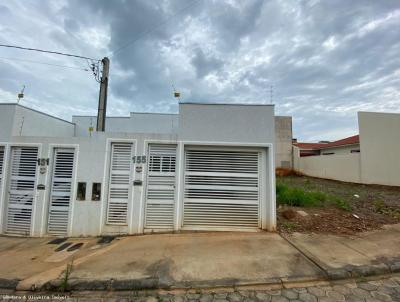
left=294, top=135, right=359, bottom=150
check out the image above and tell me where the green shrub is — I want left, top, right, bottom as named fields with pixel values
left=277, top=186, right=326, bottom=207
left=331, top=196, right=352, bottom=211
left=276, top=182, right=288, bottom=195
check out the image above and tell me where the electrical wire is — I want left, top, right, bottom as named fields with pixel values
left=110, top=0, right=201, bottom=57
left=0, top=56, right=89, bottom=71
left=0, top=44, right=98, bottom=61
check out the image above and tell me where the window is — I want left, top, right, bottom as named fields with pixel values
left=322, top=152, right=335, bottom=155
left=351, top=150, right=360, bottom=153
left=149, top=155, right=176, bottom=172
left=92, top=183, right=101, bottom=201
left=76, top=182, right=86, bottom=200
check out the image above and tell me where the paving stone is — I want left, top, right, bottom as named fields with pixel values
left=382, top=279, right=399, bottom=288
left=199, top=294, right=214, bottom=302
left=371, top=290, right=393, bottom=302
left=186, top=293, right=201, bottom=300
left=255, top=292, right=271, bottom=301
left=281, top=289, right=298, bottom=300
left=172, top=296, right=185, bottom=302
left=292, top=288, right=307, bottom=294
left=343, top=295, right=364, bottom=302
left=378, top=286, right=397, bottom=296
left=307, top=287, right=325, bottom=297
left=358, top=282, right=378, bottom=291
left=298, top=293, right=317, bottom=302
left=368, top=280, right=383, bottom=286
left=227, top=292, right=243, bottom=302
left=270, top=297, right=288, bottom=302
left=265, top=290, right=281, bottom=296
left=215, top=293, right=228, bottom=299
left=350, top=287, right=371, bottom=298
left=242, top=298, right=256, bottom=302
left=326, top=290, right=344, bottom=301
left=215, top=299, right=230, bottom=302
left=317, top=298, right=337, bottom=302
left=332, top=285, right=351, bottom=295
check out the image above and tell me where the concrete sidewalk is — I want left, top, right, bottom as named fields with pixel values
left=0, top=224, right=399, bottom=291
left=285, top=224, right=400, bottom=279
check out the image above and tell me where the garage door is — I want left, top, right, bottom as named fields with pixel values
left=6, top=146, right=39, bottom=235
left=183, top=148, right=260, bottom=229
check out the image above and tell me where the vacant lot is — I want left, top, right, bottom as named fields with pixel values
left=277, top=175, right=400, bottom=235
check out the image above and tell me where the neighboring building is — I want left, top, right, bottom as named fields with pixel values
left=294, top=135, right=360, bottom=157
left=0, top=102, right=277, bottom=237
left=293, top=112, right=400, bottom=186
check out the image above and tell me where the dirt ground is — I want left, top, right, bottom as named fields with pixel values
left=277, top=175, right=400, bottom=235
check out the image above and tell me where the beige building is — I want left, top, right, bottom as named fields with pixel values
left=293, top=111, right=400, bottom=187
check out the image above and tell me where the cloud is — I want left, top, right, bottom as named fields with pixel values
left=0, top=0, right=399, bottom=140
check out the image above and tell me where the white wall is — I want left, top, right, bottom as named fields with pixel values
left=73, top=113, right=179, bottom=136
left=320, top=144, right=360, bottom=155
left=179, top=103, right=275, bottom=144
left=0, top=104, right=16, bottom=141
left=275, top=116, right=292, bottom=168
left=294, top=153, right=361, bottom=183
left=359, top=111, right=400, bottom=186
left=0, top=104, right=74, bottom=140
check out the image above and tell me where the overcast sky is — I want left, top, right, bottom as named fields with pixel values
left=0, top=0, right=399, bottom=141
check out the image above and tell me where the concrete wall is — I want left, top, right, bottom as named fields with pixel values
left=359, top=111, right=400, bottom=186
left=275, top=116, right=292, bottom=168
left=294, top=152, right=361, bottom=183
left=179, top=103, right=275, bottom=143
left=73, top=113, right=179, bottom=137
left=0, top=132, right=179, bottom=237
left=0, top=104, right=16, bottom=141
left=0, top=104, right=74, bottom=140
left=320, top=144, right=360, bottom=155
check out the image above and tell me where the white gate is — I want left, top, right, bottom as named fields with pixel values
left=47, top=148, right=75, bottom=236
left=6, top=146, right=39, bottom=235
left=106, top=143, right=134, bottom=225
left=145, top=144, right=176, bottom=229
left=183, top=148, right=260, bottom=229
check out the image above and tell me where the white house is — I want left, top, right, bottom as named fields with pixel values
left=293, top=111, right=400, bottom=187
left=0, top=102, right=276, bottom=237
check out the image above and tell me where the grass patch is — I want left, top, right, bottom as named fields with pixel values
left=276, top=183, right=326, bottom=207
left=276, top=182, right=352, bottom=211
left=280, top=221, right=298, bottom=232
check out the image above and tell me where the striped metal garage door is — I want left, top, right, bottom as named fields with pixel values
left=47, top=148, right=75, bottom=236
left=106, top=143, right=134, bottom=225
left=144, top=144, right=176, bottom=230
left=6, top=146, right=39, bottom=235
left=183, top=148, right=260, bottom=229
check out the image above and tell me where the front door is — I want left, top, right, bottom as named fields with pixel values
left=144, top=144, right=177, bottom=230
left=47, top=148, right=75, bottom=236
left=6, top=146, right=39, bottom=235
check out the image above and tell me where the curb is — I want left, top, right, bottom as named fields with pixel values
left=0, top=266, right=398, bottom=292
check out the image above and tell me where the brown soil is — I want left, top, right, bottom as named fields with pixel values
left=277, top=175, right=400, bottom=235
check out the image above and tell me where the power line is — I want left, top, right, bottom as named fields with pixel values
left=110, top=0, right=201, bottom=56
left=0, top=44, right=99, bottom=61
left=0, top=56, right=89, bottom=71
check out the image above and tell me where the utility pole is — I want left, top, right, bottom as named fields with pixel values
left=96, top=57, right=110, bottom=131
